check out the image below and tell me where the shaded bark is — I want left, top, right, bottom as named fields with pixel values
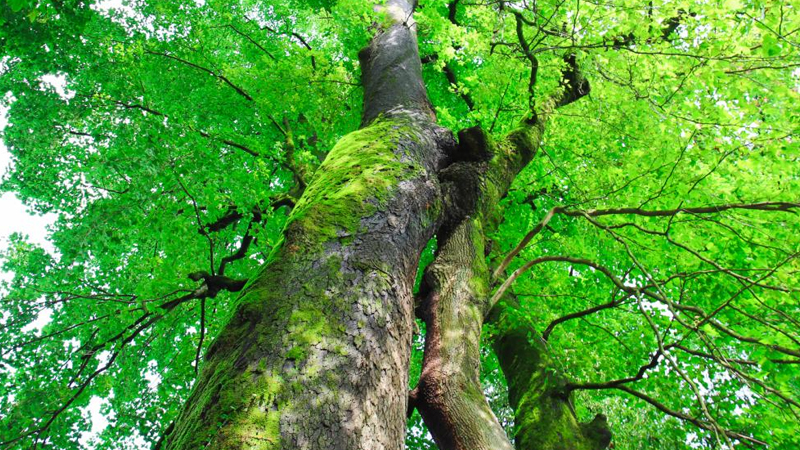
left=489, top=298, right=612, bottom=450
left=413, top=108, right=556, bottom=450
left=161, top=2, right=455, bottom=449
left=359, top=0, right=434, bottom=127
left=415, top=217, right=515, bottom=450
left=415, top=60, right=606, bottom=449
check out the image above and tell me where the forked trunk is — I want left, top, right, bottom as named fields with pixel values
left=162, top=2, right=607, bottom=449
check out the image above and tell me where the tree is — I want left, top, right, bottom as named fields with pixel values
left=1, top=0, right=798, bottom=448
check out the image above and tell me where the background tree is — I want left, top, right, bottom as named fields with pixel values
left=1, top=0, right=799, bottom=449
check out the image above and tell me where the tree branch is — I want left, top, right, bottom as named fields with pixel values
left=223, top=24, right=277, bottom=60
left=563, top=201, right=800, bottom=218
left=252, top=20, right=317, bottom=70
left=145, top=50, right=254, bottom=101
left=492, top=206, right=561, bottom=280
left=542, top=291, right=632, bottom=341
left=564, top=348, right=663, bottom=392
left=217, top=208, right=261, bottom=277
left=609, top=385, right=768, bottom=447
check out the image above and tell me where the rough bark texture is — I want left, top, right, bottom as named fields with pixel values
left=489, top=299, right=612, bottom=450
left=161, top=2, right=454, bottom=449
left=360, top=0, right=433, bottom=127
left=413, top=121, right=544, bottom=450
left=415, top=217, right=515, bottom=450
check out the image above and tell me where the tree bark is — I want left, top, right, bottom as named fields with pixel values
left=413, top=117, right=550, bottom=450
left=161, top=2, right=454, bottom=449
left=414, top=61, right=607, bottom=450
left=415, top=217, right=515, bottom=450
left=489, top=298, right=612, bottom=450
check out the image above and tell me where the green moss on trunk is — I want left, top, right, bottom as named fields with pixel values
left=490, top=300, right=611, bottom=450
left=286, top=116, right=425, bottom=245
left=162, top=111, right=445, bottom=450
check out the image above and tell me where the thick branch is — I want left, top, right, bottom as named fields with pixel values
left=488, top=297, right=612, bottom=450
left=564, top=201, right=800, bottom=218
left=216, top=209, right=261, bottom=277
left=415, top=219, right=514, bottom=450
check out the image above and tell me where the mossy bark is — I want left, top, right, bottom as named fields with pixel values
left=415, top=217, right=515, bottom=450
left=412, top=124, right=543, bottom=450
left=489, top=299, right=612, bottom=450
left=161, top=2, right=455, bottom=449
left=416, top=95, right=608, bottom=450
left=162, top=110, right=447, bottom=450
left=457, top=82, right=610, bottom=450
left=479, top=84, right=611, bottom=450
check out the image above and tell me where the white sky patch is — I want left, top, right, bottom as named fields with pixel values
left=92, top=0, right=191, bottom=40
left=793, top=68, right=800, bottom=93
left=640, top=299, right=674, bottom=318
left=733, top=385, right=758, bottom=416
left=78, top=395, right=113, bottom=448
left=686, top=431, right=702, bottom=449
left=20, top=307, right=53, bottom=334
left=39, top=73, right=76, bottom=100
left=96, top=350, right=113, bottom=368
left=144, top=360, right=162, bottom=392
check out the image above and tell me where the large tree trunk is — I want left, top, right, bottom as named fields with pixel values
left=161, top=1, right=607, bottom=448
left=161, top=2, right=453, bottom=449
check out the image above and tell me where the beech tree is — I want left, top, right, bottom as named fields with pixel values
left=1, top=0, right=799, bottom=449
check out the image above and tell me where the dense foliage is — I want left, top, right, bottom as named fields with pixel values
left=1, top=0, right=799, bottom=448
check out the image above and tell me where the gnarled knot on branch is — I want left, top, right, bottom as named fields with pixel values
left=436, top=126, right=495, bottom=237
left=187, top=271, right=247, bottom=298
left=556, top=53, right=591, bottom=109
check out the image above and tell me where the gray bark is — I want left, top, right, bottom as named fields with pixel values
left=161, top=2, right=454, bottom=449
left=415, top=218, right=516, bottom=450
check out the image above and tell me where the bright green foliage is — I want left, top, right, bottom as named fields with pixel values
left=1, top=0, right=799, bottom=449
